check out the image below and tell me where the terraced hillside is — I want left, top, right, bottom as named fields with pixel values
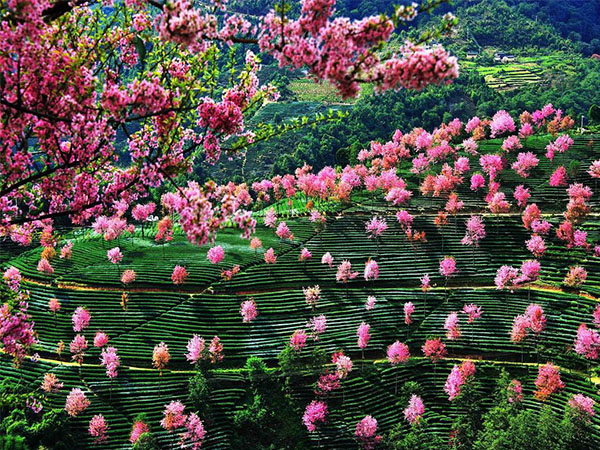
left=2, top=135, right=600, bottom=449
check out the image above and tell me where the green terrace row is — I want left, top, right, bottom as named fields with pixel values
left=23, top=282, right=598, bottom=366
left=2, top=357, right=599, bottom=449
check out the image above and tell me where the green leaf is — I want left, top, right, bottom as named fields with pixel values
left=132, top=36, right=146, bottom=67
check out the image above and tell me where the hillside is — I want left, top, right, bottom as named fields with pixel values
left=3, top=129, right=600, bottom=448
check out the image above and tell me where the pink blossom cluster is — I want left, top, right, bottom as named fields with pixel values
left=240, top=299, right=258, bottom=323
left=510, top=304, right=546, bottom=343
left=444, top=360, right=476, bottom=401
left=355, top=415, right=382, bottom=450
left=403, top=394, right=425, bottom=425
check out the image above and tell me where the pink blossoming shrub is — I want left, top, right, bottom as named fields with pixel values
left=65, top=388, right=90, bottom=417
left=403, top=394, right=425, bottom=425
left=72, top=307, right=91, bottom=332
left=355, top=415, right=381, bottom=449
left=290, top=329, right=308, bottom=351
left=89, top=414, right=109, bottom=444
left=207, top=245, right=225, bottom=264
left=240, top=299, right=258, bottom=323
left=302, top=400, right=327, bottom=432
left=171, top=265, right=188, bottom=285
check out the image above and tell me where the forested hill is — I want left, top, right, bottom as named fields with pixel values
left=197, top=0, right=600, bottom=185
left=230, top=0, right=600, bottom=55
left=503, top=0, right=600, bottom=50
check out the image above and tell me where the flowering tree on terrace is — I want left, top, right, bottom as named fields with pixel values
left=0, top=0, right=458, bottom=247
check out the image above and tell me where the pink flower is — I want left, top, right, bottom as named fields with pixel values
left=564, top=266, right=587, bottom=287
left=526, top=235, right=546, bottom=258
left=72, top=306, right=91, bottom=332
left=588, top=160, right=600, bottom=179
left=549, top=166, right=568, bottom=187
left=403, top=394, right=424, bottom=425
left=290, top=329, right=308, bottom=351
left=513, top=185, right=530, bottom=207
left=461, top=215, right=486, bottom=246
left=250, top=237, right=262, bottom=250
left=365, top=217, right=388, bottom=239
left=100, top=346, right=120, bottom=379
left=545, top=134, right=573, bottom=160
left=333, top=351, right=353, bottom=379
left=518, top=260, right=540, bottom=283
left=364, top=259, right=379, bottom=281
left=568, top=394, right=596, bottom=419
left=307, top=314, right=327, bottom=340
left=494, top=265, right=519, bottom=290
left=264, top=248, right=277, bottom=264
left=264, top=209, right=277, bottom=228
left=444, top=312, right=461, bottom=340
left=315, top=372, right=340, bottom=394
left=365, top=296, right=377, bottom=311
left=404, top=302, right=415, bottom=325
left=422, top=338, right=447, bottom=362
left=302, top=400, right=327, bottom=432
left=240, top=299, right=258, bottom=323
left=462, top=304, right=482, bottom=324
left=152, top=342, right=170, bottom=372
left=208, top=335, right=224, bottom=363
left=470, top=173, right=486, bottom=191
left=65, top=388, right=90, bottom=417
left=182, top=412, right=206, bottom=449
left=93, top=331, right=109, bottom=348
left=303, top=285, right=321, bottom=308
left=70, top=334, right=88, bottom=364
left=89, top=414, right=109, bottom=443
left=37, top=258, right=54, bottom=274
left=501, top=135, right=522, bottom=152
left=161, top=400, right=186, bottom=431
left=3, top=267, right=21, bottom=292
left=420, top=274, right=431, bottom=292
left=490, top=110, right=516, bottom=137
left=48, top=298, right=61, bottom=314
left=276, top=222, right=292, bottom=240
left=396, top=210, right=414, bottom=229
left=357, top=322, right=371, bottom=350
left=336, top=260, right=358, bottom=283
left=171, top=265, right=188, bottom=285
left=130, top=420, right=149, bottom=444
left=299, top=247, right=312, bottom=261
left=207, top=245, right=225, bottom=264
left=41, top=373, right=63, bottom=393
left=121, top=269, right=136, bottom=284
left=574, top=324, right=600, bottom=360
left=510, top=314, right=531, bottom=343
left=593, top=304, right=600, bottom=328
left=487, top=191, right=511, bottom=213
left=507, top=379, right=523, bottom=403
left=525, top=304, right=546, bottom=335
left=387, top=341, right=409, bottom=364
left=444, top=365, right=464, bottom=401
left=355, top=415, right=380, bottom=448
left=479, top=154, right=504, bottom=180
left=439, top=256, right=457, bottom=278
left=511, top=152, right=539, bottom=178
left=107, top=247, right=123, bottom=264
left=321, top=252, right=333, bottom=267
left=534, top=363, right=564, bottom=401
left=185, top=334, right=206, bottom=365
left=462, top=137, right=479, bottom=155
left=465, top=116, right=481, bottom=133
